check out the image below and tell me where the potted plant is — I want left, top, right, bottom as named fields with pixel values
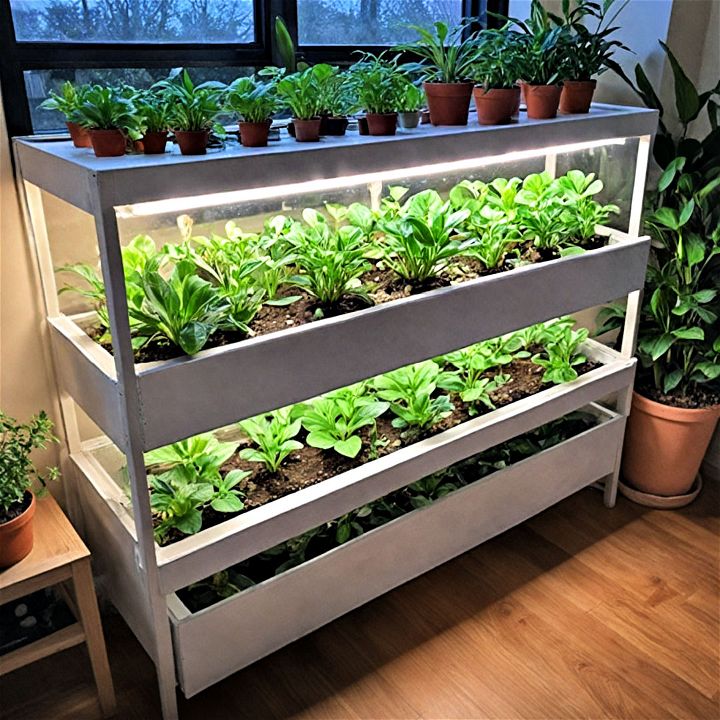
left=349, top=53, right=404, bottom=136
left=470, top=28, right=522, bottom=125
left=317, top=67, right=356, bottom=136
left=396, top=21, right=479, bottom=126
left=225, top=76, right=279, bottom=148
left=553, top=0, right=630, bottom=114
left=39, top=81, right=92, bottom=148
left=0, top=411, right=59, bottom=567
left=134, top=90, right=171, bottom=154
left=277, top=64, right=334, bottom=142
left=155, top=69, right=225, bottom=155
left=604, top=44, right=720, bottom=505
left=397, top=80, right=424, bottom=129
left=503, top=1, right=570, bottom=119
left=72, top=85, right=140, bottom=157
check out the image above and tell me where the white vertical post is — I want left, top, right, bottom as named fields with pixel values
left=544, top=151, right=557, bottom=178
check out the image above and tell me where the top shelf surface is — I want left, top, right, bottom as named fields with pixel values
left=14, top=104, right=657, bottom=215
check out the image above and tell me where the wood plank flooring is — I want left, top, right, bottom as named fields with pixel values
left=2, top=483, right=718, bottom=720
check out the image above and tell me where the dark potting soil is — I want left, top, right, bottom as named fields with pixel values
left=155, top=356, right=598, bottom=545
left=0, top=492, right=31, bottom=525
left=89, top=237, right=609, bottom=364
left=635, top=383, right=720, bottom=410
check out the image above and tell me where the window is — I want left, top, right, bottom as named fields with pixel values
left=0, top=0, right=506, bottom=138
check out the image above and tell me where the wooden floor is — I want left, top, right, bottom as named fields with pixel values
left=2, top=482, right=718, bottom=720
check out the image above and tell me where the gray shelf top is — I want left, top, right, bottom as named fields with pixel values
left=14, top=103, right=657, bottom=214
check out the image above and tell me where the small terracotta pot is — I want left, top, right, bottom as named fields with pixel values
left=139, top=131, right=169, bottom=154
left=560, top=79, right=597, bottom=114
left=66, top=121, right=91, bottom=148
left=320, top=116, right=349, bottom=136
left=622, top=391, right=720, bottom=497
left=366, top=112, right=398, bottom=136
left=398, top=111, right=420, bottom=129
left=473, top=86, right=520, bottom=125
left=0, top=492, right=36, bottom=567
left=174, top=129, right=210, bottom=155
left=522, top=83, right=563, bottom=120
left=239, top=120, right=271, bottom=147
left=89, top=129, right=126, bottom=157
left=357, top=116, right=369, bottom=135
left=292, top=117, right=322, bottom=142
left=423, top=81, right=473, bottom=126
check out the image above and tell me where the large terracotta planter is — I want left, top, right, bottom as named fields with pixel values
left=560, top=79, right=597, bottom=114
left=292, top=117, right=321, bottom=142
left=622, top=391, right=720, bottom=497
left=366, top=112, right=398, bottom=136
left=473, top=86, right=520, bottom=125
left=66, top=121, right=91, bottom=148
left=0, top=491, right=36, bottom=567
left=89, top=129, right=126, bottom=157
left=174, top=130, right=210, bottom=155
left=522, top=83, right=562, bottom=120
left=423, top=81, right=473, bottom=126
left=239, top=120, right=271, bottom=148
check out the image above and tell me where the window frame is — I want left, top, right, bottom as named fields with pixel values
left=0, top=0, right=507, bottom=138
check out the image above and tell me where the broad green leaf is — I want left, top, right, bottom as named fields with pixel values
left=334, top=436, right=362, bottom=458
left=651, top=333, right=675, bottom=360
left=657, top=157, right=685, bottom=192
left=663, top=369, right=683, bottom=393
left=175, top=508, right=203, bottom=535
left=660, top=41, right=700, bottom=123
left=678, top=199, right=695, bottom=226
left=672, top=327, right=704, bottom=340
left=211, top=495, right=244, bottom=513
left=305, top=431, right=336, bottom=450
left=651, top=206, right=679, bottom=230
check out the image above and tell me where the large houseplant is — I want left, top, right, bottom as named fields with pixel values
left=609, top=43, right=720, bottom=503
left=0, top=411, right=59, bottom=567
left=39, top=81, right=92, bottom=148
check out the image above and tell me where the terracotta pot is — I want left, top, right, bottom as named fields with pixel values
left=292, top=117, right=322, bottom=142
left=473, top=86, right=520, bottom=125
left=239, top=120, right=271, bottom=147
left=174, top=130, right=209, bottom=155
left=320, top=116, right=349, bottom=136
left=560, top=79, right=597, bottom=114
left=139, top=131, right=169, bottom=154
left=357, top=116, right=369, bottom=135
left=398, top=111, right=420, bottom=129
left=522, top=83, right=562, bottom=119
left=622, top=391, right=720, bottom=497
left=0, top=492, right=36, bottom=568
left=512, top=85, right=522, bottom=120
left=366, top=112, right=398, bottom=136
left=89, top=129, right=126, bottom=157
left=423, top=81, right=473, bottom=126
left=66, top=121, right=91, bottom=148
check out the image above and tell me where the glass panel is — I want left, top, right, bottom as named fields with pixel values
left=25, top=67, right=254, bottom=133
left=9, top=0, right=254, bottom=42
left=297, top=0, right=464, bottom=45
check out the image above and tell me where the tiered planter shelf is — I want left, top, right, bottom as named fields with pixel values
left=14, top=103, right=657, bottom=720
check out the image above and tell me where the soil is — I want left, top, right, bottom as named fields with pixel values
left=155, top=356, right=598, bottom=545
left=635, top=383, right=720, bottom=410
left=0, top=492, right=31, bottom=525
left=88, top=236, right=609, bottom=364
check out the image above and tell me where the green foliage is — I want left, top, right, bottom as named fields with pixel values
left=239, top=408, right=303, bottom=473
left=225, top=76, right=280, bottom=123
left=145, top=432, right=238, bottom=481
left=277, top=64, right=335, bottom=119
left=397, top=81, right=425, bottom=113
left=154, top=69, right=225, bottom=133
left=349, top=52, right=406, bottom=114
left=0, top=411, right=59, bottom=516
left=471, top=29, right=522, bottom=89
left=532, top=325, right=589, bottom=383
left=38, top=81, right=90, bottom=121
left=134, top=89, right=172, bottom=133
left=150, top=470, right=215, bottom=540
left=317, top=66, right=357, bottom=117
left=72, top=85, right=139, bottom=134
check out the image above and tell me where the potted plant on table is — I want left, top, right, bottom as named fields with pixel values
left=134, top=89, right=171, bottom=154
left=277, top=64, right=334, bottom=142
left=72, top=85, right=140, bottom=157
left=155, top=69, right=225, bottom=155
left=0, top=411, right=59, bottom=567
left=39, top=81, right=92, bottom=148
left=397, top=80, right=424, bottom=129
left=317, top=67, right=356, bottom=136
left=553, top=0, right=630, bottom=114
left=603, top=44, right=720, bottom=505
left=225, top=76, right=279, bottom=148
left=470, top=28, right=522, bottom=125
left=396, top=21, right=479, bottom=126
left=349, top=53, right=405, bottom=136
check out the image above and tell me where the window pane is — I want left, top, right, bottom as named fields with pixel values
left=10, top=0, right=254, bottom=42
left=25, top=67, right=253, bottom=132
left=298, top=0, right=464, bottom=45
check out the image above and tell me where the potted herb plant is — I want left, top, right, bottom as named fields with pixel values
left=0, top=411, right=59, bottom=567
left=39, top=81, right=92, bottom=148
left=349, top=53, right=405, bottom=136
left=155, top=69, right=225, bottom=155
left=396, top=21, right=479, bottom=126
left=134, top=89, right=171, bottom=154
left=470, top=28, right=522, bottom=125
left=317, top=67, right=355, bottom=136
left=225, top=76, right=279, bottom=148
left=73, top=85, right=140, bottom=157
left=277, top=64, right=334, bottom=142
left=603, top=44, right=720, bottom=505
left=397, top=80, right=424, bottom=129
left=554, top=0, right=630, bottom=114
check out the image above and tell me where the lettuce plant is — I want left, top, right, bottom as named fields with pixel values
left=144, top=432, right=238, bottom=481
left=463, top=207, right=521, bottom=269
left=532, top=325, right=589, bottom=383
left=239, top=408, right=303, bottom=473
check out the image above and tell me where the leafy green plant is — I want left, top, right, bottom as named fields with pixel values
left=471, top=28, right=522, bottom=89
left=73, top=85, right=140, bottom=135
left=150, top=470, right=215, bottom=540
left=145, top=432, right=238, bottom=482
left=0, top=411, right=59, bottom=519
left=39, top=81, right=90, bottom=121
left=406, top=474, right=460, bottom=509
left=239, top=408, right=303, bottom=473
left=134, top=89, right=172, bottom=133
left=317, top=66, right=357, bottom=117
left=349, top=52, right=406, bottom=114
left=463, top=207, right=521, bottom=269
left=300, top=384, right=388, bottom=458
left=225, top=76, right=280, bottom=122
left=532, top=325, right=589, bottom=383
left=277, top=64, right=335, bottom=119
left=397, top=81, right=424, bottom=112
left=154, top=69, right=225, bottom=134
left=554, top=170, right=618, bottom=241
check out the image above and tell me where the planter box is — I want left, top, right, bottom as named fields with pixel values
left=51, top=230, right=649, bottom=452
left=168, top=403, right=622, bottom=697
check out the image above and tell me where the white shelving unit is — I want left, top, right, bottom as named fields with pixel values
left=14, top=103, right=656, bottom=720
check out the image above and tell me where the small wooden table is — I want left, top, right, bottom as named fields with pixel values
left=0, top=494, right=116, bottom=717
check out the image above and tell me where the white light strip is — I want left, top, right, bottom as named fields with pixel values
left=117, top=136, right=627, bottom=218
